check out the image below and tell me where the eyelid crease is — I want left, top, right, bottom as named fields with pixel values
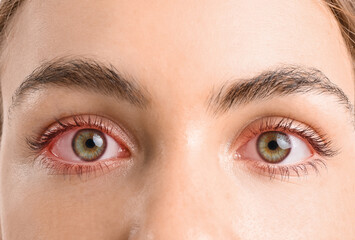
left=34, top=154, right=134, bottom=178
left=240, top=157, right=328, bottom=181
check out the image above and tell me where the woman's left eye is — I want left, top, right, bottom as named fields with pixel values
left=72, top=129, right=107, bottom=161
left=237, top=131, right=312, bottom=166
left=49, top=128, right=130, bottom=163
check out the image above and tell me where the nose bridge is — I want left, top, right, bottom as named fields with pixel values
left=132, top=124, right=226, bottom=239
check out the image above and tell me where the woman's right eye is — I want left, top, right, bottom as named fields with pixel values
left=50, top=128, right=130, bottom=163
left=28, top=115, right=133, bottom=176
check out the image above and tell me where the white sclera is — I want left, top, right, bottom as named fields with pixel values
left=280, top=134, right=311, bottom=165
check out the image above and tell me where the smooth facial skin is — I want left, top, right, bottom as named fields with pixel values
left=0, top=0, right=354, bottom=239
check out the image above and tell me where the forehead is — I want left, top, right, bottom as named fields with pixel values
left=0, top=0, right=353, bottom=103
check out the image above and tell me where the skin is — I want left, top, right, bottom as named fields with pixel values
left=0, top=0, right=354, bottom=239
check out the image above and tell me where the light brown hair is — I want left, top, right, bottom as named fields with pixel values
left=324, top=0, right=355, bottom=63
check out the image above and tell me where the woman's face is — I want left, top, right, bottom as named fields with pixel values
left=0, top=0, right=354, bottom=239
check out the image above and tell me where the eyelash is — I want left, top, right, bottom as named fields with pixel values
left=235, top=117, right=337, bottom=180
left=27, top=115, right=113, bottom=151
left=27, top=115, right=337, bottom=180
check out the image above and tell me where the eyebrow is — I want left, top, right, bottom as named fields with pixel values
left=207, top=66, right=354, bottom=116
left=11, top=57, right=149, bottom=110
left=10, top=60, right=354, bottom=121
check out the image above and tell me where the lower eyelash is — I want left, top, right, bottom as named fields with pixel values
left=34, top=154, right=130, bottom=178
left=246, top=158, right=327, bottom=181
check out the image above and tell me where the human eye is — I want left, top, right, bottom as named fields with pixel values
left=234, top=117, right=338, bottom=180
left=27, top=115, right=133, bottom=177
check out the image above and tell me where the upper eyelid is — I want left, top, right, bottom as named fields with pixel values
left=26, top=115, right=137, bottom=153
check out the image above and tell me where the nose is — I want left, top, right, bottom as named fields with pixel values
left=128, top=132, right=238, bottom=240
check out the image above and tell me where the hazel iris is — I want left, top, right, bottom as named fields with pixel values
left=257, top=131, right=291, bottom=163
left=72, top=129, right=106, bottom=161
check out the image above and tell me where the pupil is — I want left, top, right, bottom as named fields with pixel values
left=85, top=138, right=96, bottom=148
left=268, top=140, right=278, bottom=150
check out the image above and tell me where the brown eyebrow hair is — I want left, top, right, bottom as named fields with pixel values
left=10, top=58, right=354, bottom=123
left=11, top=57, right=150, bottom=111
left=207, top=66, right=354, bottom=116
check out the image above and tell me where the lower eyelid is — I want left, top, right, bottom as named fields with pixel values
left=237, top=156, right=327, bottom=180
left=34, top=153, right=133, bottom=177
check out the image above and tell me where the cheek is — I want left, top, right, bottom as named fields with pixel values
left=0, top=153, right=138, bottom=239
left=1, top=178, right=133, bottom=238
left=231, top=181, right=350, bottom=239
